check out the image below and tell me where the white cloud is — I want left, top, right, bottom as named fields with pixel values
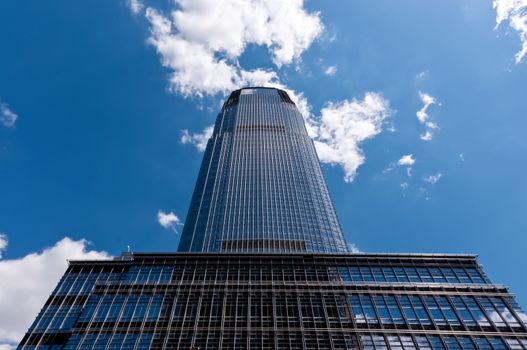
left=239, top=69, right=280, bottom=89
left=348, top=243, right=363, bottom=253
left=157, top=210, right=182, bottom=232
left=416, top=70, right=429, bottom=80
left=311, top=93, right=392, bottom=182
left=416, top=92, right=440, bottom=141
left=324, top=65, right=337, bottom=76
left=146, top=8, right=239, bottom=96
left=181, top=125, right=214, bottom=151
left=459, top=153, right=465, bottom=162
left=397, top=154, right=416, bottom=166
left=0, top=237, right=110, bottom=347
left=494, top=0, right=527, bottom=63
left=420, top=130, right=433, bottom=141
left=424, top=172, right=443, bottom=185
left=145, top=0, right=323, bottom=97
left=0, top=234, right=7, bottom=259
left=175, top=0, right=323, bottom=67
left=127, top=0, right=143, bottom=14
left=416, top=92, right=438, bottom=123
left=396, top=154, right=415, bottom=178
left=400, top=182, right=409, bottom=190
left=0, top=102, right=18, bottom=128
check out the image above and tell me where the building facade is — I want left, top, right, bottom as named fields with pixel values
left=18, top=88, right=527, bottom=349
left=18, top=253, right=527, bottom=350
left=178, top=88, right=349, bottom=253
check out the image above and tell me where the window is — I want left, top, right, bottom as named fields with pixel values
left=351, top=295, right=378, bottom=324
left=400, top=296, right=418, bottom=325
left=451, top=297, right=476, bottom=327
left=425, top=297, right=447, bottom=325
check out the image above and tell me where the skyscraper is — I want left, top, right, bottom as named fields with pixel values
left=19, top=88, right=527, bottom=350
left=178, top=88, right=348, bottom=253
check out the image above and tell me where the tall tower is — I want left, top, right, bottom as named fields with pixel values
left=178, top=87, right=349, bottom=253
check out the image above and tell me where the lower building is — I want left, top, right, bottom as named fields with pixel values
left=19, top=253, right=527, bottom=350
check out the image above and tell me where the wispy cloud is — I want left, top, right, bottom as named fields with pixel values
left=424, top=172, right=443, bottom=185
left=0, top=102, right=18, bottom=128
left=181, top=126, right=214, bottom=151
left=494, top=0, right=527, bottom=63
left=157, top=210, right=182, bottom=232
left=127, top=0, right=143, bottom=14
left=0, top=237, right=110, bottom=347
left=348, top=243, right=363, bottom=253
left=416, top=92, right=440, bottom=141
left=415, top=70, right=429, bottom=80
left=0, top=234, right=7, bottom=259
left=324, top=65, right=337, bottom=76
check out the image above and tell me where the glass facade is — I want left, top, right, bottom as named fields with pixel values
left=178, top=88, right=349, bottom=253
left=18, top=88, right=527, bottom=349
left=18, top=254, right=527, bottom=350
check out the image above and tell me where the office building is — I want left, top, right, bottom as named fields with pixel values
left=18, top=88, right=527, bottom=349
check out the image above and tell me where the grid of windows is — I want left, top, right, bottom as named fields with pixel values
left=340, top=266, right=488, bottom=284
left=350, top=294, right=525, bottom=329
left=178, top=88, right=349, bottom=253
left=77, top=293, right=162, bottom=323
left=62, top=333, right=153, bottom=350
left=40, top=256, right=491, bottom=287
left=359, top=335, right=527, bottom=350
left=19, top=254, right=527, bottom=350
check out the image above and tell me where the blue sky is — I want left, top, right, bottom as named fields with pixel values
left=1, top=0, right=527, bottom=345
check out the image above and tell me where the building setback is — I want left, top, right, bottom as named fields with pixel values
left=19, top=88, right=527, bottom=350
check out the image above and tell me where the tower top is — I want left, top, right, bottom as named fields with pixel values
left=178, top=88, right=348, bottom=253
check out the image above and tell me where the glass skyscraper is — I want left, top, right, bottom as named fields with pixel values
left=178, top=88, right=348, bottom=253
left=19, top=88, right=527, bottom=350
